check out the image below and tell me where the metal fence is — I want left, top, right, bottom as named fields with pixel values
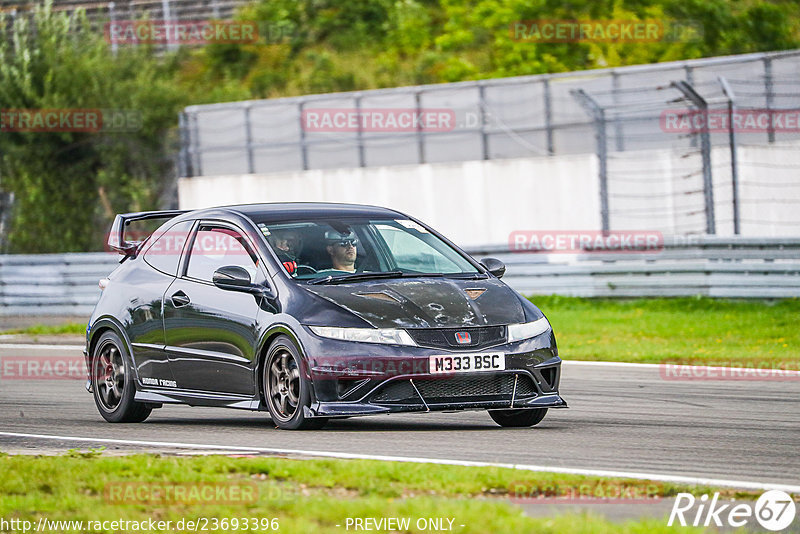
left=179, top=49, right=800, bottom=179
left=3, top=237, right=799, bottom=317
left=0, top=0, right=247, bottom=24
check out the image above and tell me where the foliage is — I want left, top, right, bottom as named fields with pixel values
left=0, top=1, right=186, bottom=252
left=179, top=0, right=800, bottom=98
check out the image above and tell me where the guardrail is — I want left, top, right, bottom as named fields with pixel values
left=1, top=237, right=799, bottom=317
left=0, top=253, right=118, bottom=317
left=469, top=236, right=800, bottom=298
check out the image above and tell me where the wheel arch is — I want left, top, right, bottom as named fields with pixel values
left=255, top=324, right=312, bottom=407
left=87, top=317, right=136, bottom=371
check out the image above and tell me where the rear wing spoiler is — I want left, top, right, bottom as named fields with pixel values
left=108, top=210, right=189, bottom=256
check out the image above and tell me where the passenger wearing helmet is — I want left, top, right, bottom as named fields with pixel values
left=268, top=229, right=303, bottom=275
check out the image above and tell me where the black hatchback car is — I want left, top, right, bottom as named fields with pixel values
left=86, top=203, right=566, bottom=429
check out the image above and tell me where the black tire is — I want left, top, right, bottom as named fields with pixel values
left=91, top=331, right=152, bottom=423
left=263, top=335, right=327, bottom=430
left=488, top=408, right=548, bottom=428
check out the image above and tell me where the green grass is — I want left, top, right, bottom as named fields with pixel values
left=1, top=322, right=86, bottom=335
left=0, top=452, right=729, bottom=533
left=530, top=296, right=800, bottom=366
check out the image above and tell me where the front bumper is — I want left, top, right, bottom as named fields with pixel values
left=306, top=349, right=566, bottom=418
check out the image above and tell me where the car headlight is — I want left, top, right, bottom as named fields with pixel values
left=507, top=317, right=551, bottom=343
left=308, top=326, right=417, bottom=346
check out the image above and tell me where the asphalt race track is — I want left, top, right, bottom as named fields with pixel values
left=1, top=341, right=798, bottom=490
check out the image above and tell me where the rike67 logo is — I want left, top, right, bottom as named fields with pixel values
left=668, top=490, right=796, bottom=531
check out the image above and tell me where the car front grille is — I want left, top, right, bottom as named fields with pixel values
left=407, top=326, right=506, bottom=350
left=370, top=373, right=537, bottom=404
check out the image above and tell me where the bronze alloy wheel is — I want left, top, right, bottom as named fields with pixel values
left=267, top=348, right=302, bottom=422
left=91, top=331, right=152, bottom=423
left=94, top=340, right=125, bottom=412
left=263, top=336, right=327, bottom=430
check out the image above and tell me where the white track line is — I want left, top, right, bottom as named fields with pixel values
left=0, top=431, right=797, bottom=493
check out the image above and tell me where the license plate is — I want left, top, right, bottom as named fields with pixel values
left=429, top=353, right=505, bottom=374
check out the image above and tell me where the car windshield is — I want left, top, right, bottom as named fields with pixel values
left=255, top=217, right=482, bottom=281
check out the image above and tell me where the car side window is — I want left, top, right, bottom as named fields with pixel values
left=142, top=220, right=194, bottom=276
left=185, top=225, right=260, bottom=282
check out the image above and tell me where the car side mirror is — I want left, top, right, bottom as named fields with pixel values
left=213, top=265, right=269, bottom=296
left=480, top=257, right=506, bottom=279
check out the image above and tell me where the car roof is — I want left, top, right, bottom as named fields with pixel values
left=189, top=202, right=406, bottom=223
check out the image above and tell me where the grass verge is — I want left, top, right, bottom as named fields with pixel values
left=0, top=323, right=86, bottom=336
left=530, top=296, right=800, bottom=366
left=0, top=452, right=733, bottom=533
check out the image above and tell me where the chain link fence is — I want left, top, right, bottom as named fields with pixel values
left=180, top=50, right=800, bottom=175
left=179, top=50, right=800, bottom=237
left=0, top=0, right=246, bottom=24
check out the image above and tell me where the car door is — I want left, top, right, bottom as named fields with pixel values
left=126, top=219, right=194, bottom=386
left=162, top=221, right=267, bottom=396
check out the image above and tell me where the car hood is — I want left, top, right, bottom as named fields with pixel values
left=303, top=277, right=526, bottom=328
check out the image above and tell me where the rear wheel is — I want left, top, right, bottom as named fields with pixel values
left=91, top=331, right=151, bottom=423
left=488, top=408, right=547, bottom=427
left=263, top=336, right=327, bottom=430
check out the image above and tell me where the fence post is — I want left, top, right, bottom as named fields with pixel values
left=190, top=112, right=203, bottom=177
left=764, top=57, right=775, bottom=143
left=355, top=95, right=365, bottom=167
left=178, top=112, right=190, bottom=177
left=415, top=91, right=425, bottom=164
left=298, top=100, right=309, bottom=170
left=672, top=80, right=716, bottom=235
left=543, top=77, right=554, bottom=155
left=109, top=2, right=118, bottom=57
left=0, top=192, right=13, bottom=253
left=572, top=89, right=609, bottom=233
left=478, top=84, right=489, bottom=160
left=612, top=70, right=624, bottom=151
left=161, top=0, right=178, bottom=52
left=719, top=77, right=740, bottom=235
left=244, top=104, right=255, bottom=174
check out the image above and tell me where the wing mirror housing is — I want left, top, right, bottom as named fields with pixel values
left=480, top=257, right=506, bottom=279
left=213, top=266, right=272, bottom=297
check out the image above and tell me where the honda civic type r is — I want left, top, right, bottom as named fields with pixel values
left=85, top=203, right=567, bottom=429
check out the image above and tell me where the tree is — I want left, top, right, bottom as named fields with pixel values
left=0, top=1, right=186, bottom=252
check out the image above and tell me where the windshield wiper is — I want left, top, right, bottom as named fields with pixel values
left=442, top=273, right=489, bottom=279
left=307, top=271, right=405, bottom=285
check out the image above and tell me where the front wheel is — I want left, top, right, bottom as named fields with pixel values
left=263, top=336, right=327, bottom=430
left=488, top=408, right=548, bottom=427
left=91, top=331, right=151, bottom=423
